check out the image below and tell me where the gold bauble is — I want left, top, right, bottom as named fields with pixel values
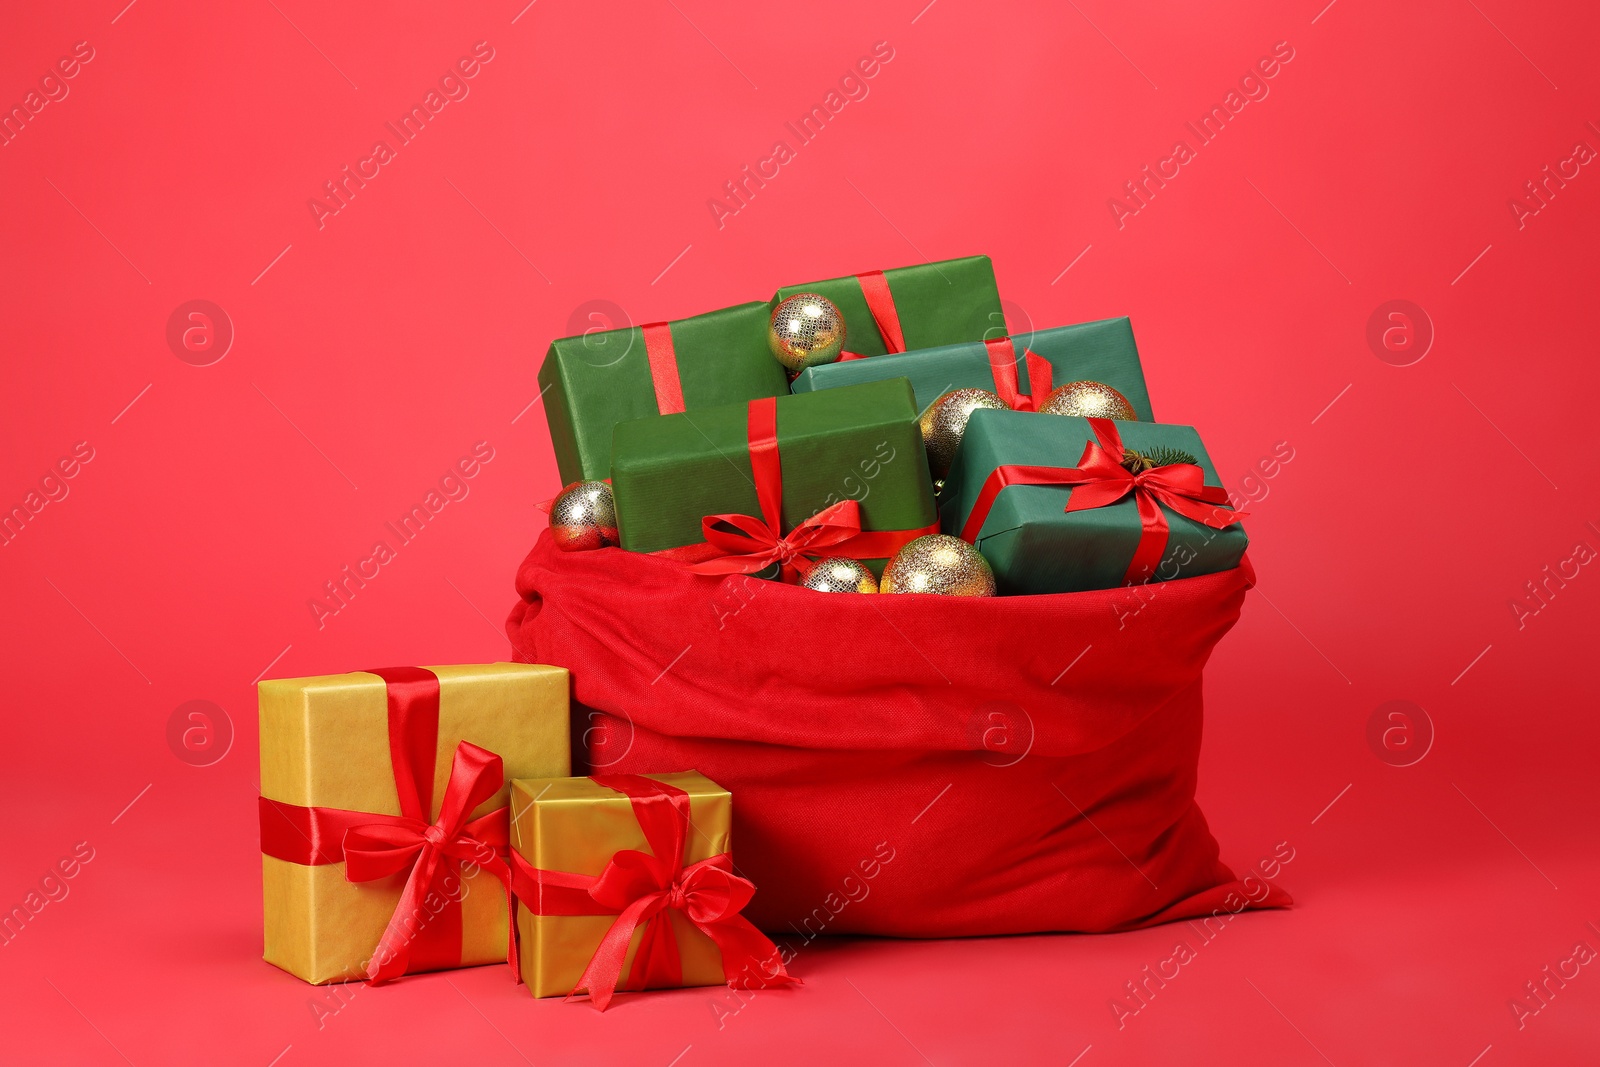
left=880, top=534, right=996, bottom=596
left=768, top=294, right=847, bottom=371
left=548, top=480, right=619, bottom=551
left=800, top=557, right=878, bottom=593
left=919, top=389, right=1006, bottom=481
left=1038, top=380, right=1137, bottom=421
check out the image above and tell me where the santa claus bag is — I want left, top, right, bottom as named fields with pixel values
left=506, top=533, right=1289, bottom=936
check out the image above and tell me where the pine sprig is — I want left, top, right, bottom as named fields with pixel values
left=1121, top=445, right=1198, bottom=474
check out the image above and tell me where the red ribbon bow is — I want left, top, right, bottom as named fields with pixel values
left=836, top=270, right=908, bottom=362
left=655, top=396, right=937, bottom=579
left=344, top=741, right=519, bottom=984
left=959, top=418, right=1246, bottom=585
left=983, top=337, right=1055, bottom=411
left=692, top=498, right=869, bottom=577
left=511, top=774, right=796, bottom=1011
left=258, top=667, right=521, bottom=985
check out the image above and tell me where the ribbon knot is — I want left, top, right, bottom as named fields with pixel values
left=665, top=880, right=690, bottom=911
left=770, top=535, right=804, bottom=566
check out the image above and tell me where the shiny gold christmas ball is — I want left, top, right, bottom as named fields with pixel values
left=919, top=389, right=1006, bottom=481
left=1038, top=380, right=1137, bottom=421
left=549, top=481, right=618, bottom=552
left=800, top=557, right=878, bottom=593
left=768, top=294, right=847, bottom=371
left=880, top=535, right=996, bottom=596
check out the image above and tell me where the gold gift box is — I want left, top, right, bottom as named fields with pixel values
left=259, top=663, right=570, bottom=984
left=511, top=772, right=729, bottom=998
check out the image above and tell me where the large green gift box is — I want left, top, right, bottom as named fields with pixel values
left=611, top=379, right=937, bottom=573
left=771, top=256, right=1004, bottom=360
left=538, top=302, right=788, bottom=483
left=940, top=410, right=1246, bottom=595
left=790, top=317, right=1155, bottom=419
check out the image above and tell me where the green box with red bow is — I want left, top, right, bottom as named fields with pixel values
left=539, top=301, right=789, bottom=484
left=939, top=410, right=1247, bottom=595
left=771, top=255, right=1005, bottom=362
left=789, top=317, right=1155, bottom=418
left=610, top=379, right=938, bottom=577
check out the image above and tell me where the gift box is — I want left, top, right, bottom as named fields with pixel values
left=539, top=301, right=788, bottom=483
left=791, top=317, right=1155, bottom=420
left=770, top=255, right=1003, bottom=361
left=258, top=663, right=570, bottom=985
left=508, top=771, right=793, bottom=1008
left=610, top=379, right=939, bottom=576
left=940, top=411, right=1247, bottom=594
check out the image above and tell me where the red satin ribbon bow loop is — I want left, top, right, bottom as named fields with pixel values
left=959, top=418, right=1245, bottom=585
left=344, top=741, right=520, bottom=985
left=511, top=775, right=796, bottom=1011
left=692, top=500, right=865, bottom=578
left=984, top=337, right=1054, bottom=411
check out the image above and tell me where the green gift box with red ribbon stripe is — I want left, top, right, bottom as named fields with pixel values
left=939, top=410, right=1248, bottom=595
left=611, top=379, right=938, bottom=577
left=771, top=255, right=1004, bottom=362
left=789, top=317, right=1156, bottom=418
left=539, top=301, right=789, bottom=484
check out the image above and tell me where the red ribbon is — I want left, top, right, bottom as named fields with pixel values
left=655, top=396, right=938, bottom=578
left=641, top=322, right=686, bottom=415
left=836, top=270, right=907, bottom=362
left=510, top=774, right=796, bottom=1011
left=984, top=337, right=1054, bottom=411
left=257, top=666, right=521, bottom=984
left=958, top=418, right=1246, bottom=585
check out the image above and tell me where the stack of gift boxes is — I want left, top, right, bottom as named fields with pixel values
left=257, top=254, right=1246, bottom=1005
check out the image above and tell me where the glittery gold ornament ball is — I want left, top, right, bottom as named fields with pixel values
left=880, top=535, right=996, bottom=597
left=1038, top=380, right=1138, bottom=421
left=548, top=480, right=618, bottom=552
left=800, top=557, right=878, bottom=593
left=919, top=389, right=1006, bottom=481
left=768, top=294, right=847, bottom=371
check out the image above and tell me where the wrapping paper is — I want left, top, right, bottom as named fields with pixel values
left=770, top=256, right=1003, bottom=359
left=258, top=663, right=570, bottom=984
left=942, top=411, right=1246, bottom=594
left=610, top=379, right=936, bottom=574
left=509, top=772, right=731, bottom=999
left=539, top=301, right=787, bottom=483
left=791, top=317, right=1154, bottom=420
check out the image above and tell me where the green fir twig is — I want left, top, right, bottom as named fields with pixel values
left=1121, top=445, right=1198, bottom=474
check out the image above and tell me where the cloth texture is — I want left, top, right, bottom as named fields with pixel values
left=506, top=532, right=1289, bottom=936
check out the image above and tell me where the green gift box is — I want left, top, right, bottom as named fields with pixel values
left=771, top=255, right=1004, bottom=360
left=539, top=302, right=789, bottom=483
left=611, top=379, right=937, bottom=574
left=790, top=317, right=1155, bottom=420
left=940, top=410, right=1246, bottom=595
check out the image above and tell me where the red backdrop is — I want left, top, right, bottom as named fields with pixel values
left=2, top=1, right=1597, bottom=1063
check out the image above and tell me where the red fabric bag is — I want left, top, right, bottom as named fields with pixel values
left=506, top=533, right=1289, bottom=937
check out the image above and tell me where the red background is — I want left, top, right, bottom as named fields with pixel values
left=3, top=0, right=1598, bottom=1063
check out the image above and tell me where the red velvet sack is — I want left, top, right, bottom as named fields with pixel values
left=506, top=533, right=1289, bottom=937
